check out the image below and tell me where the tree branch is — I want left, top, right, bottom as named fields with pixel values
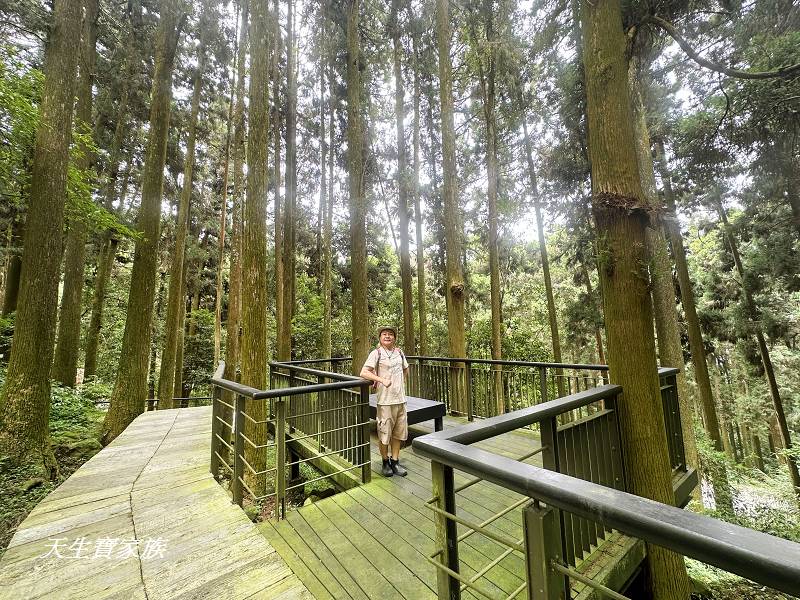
left=641, top=15, right=800, bottom=80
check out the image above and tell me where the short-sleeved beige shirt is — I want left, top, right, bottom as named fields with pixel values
left=363, top=347, right=409, bottom=405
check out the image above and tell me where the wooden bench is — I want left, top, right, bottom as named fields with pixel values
left=368, top=394, right=445, bottom=432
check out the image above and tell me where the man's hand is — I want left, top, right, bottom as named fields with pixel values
left=383, top=377, right=392, bottom=387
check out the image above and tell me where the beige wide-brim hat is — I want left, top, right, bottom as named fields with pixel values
left=377, top=325, right=398, bottom=338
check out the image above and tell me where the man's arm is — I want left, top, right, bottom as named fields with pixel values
left=360, top=365, right=391, bottom=387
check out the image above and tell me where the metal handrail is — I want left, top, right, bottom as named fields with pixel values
left=413, top=408, right=800, bottom=596
left=420, top=384, right=622, bottom=445
left=209, top=360, right=372, bottom=518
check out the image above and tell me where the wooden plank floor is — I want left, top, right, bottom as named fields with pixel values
left=259, top=416, right=544, bottom=600
left=0, top=407, right=311, bottom=600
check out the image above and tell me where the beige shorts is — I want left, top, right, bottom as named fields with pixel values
left=376, top=403, right=408, bottom=445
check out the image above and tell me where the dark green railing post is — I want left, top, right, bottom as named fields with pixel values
left=276, top=397, right=286, bottom=519
left=602, top=391, right=627, bottom=491
left=431, top=460, right=460, bottom=600
left=523, top=501, right=567, bottom=600
left=540, top=416, right=559, bottom=472
left=316, top=374, right=324, bottom=449
left=210, top=386, right=221, bottom=480
left=538, top=366, right=548, bottom=405
left=232, top=393, right=245, bottom=507
left=360, top=383, right=371, bottom=483
left=418, top=357, right=425, bottom=397
left=465, top=360, right=473, bottom=422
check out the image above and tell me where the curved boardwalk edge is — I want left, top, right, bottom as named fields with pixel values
left=0, top=407, right=311, bottom=600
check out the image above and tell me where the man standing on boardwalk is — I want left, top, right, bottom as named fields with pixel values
left=360, top=326, right=409, bottom=477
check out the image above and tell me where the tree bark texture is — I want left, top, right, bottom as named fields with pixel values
left=629, top=69, right=701, bottom=489
left=435, top=0, right=467, bottom=412
left=477, top=2, right=503, bottom=414
left=102, top=0, right=184, bottom=444
left=215, top=2, right=239, bottom=368
left=579, top=0, right=690, bottom=595
left=391, top=0, right=415, bottom=353
left=278, top=0, right=297, bottom=362
left=241, top=0, right=270, bottom=493
left=158, top=6, right=209, bottom=410
left=0, top=0, right=83, bottom=471
left=347, top=0, right=369, bottom=373
left=411, top=26, right=427, bottom=356
left=272, top=0, right=284, bottom=363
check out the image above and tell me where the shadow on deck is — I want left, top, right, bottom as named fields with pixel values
left=259, top=416, right=642, bottom=600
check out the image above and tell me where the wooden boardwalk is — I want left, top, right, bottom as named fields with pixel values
left=0, top=407, right=311, bottom=600
left=259, top=417, right=545, bottom=600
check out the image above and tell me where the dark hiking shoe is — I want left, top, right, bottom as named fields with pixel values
left=381, top=459, right=394, bottom=477
left=389, top=458, right=407, bottom=477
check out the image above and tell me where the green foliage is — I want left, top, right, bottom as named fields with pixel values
left=0, top=313, right=14, bottom=361
left=183, top=308, right=216, bottom=394
left=0, top=369, right=104, bottom=554
left=0, top=45, right=41, bottom=207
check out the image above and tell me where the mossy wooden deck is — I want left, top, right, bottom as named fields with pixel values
left=260, top=417, right=540, bottom=600
left=0, top=407, right=310, bottom=600
left=259, top=416, right=642, bottom=600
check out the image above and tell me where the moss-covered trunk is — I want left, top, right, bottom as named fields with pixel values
left=0, top=0, right=83, bottom=472
left=102, top=0, right=185, bottom=444
left=579, top=0, right=690, bottom=595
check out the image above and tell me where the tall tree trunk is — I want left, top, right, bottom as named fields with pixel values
left=242, top=0, right=270, bottom=494
left=715, top=198, right=800, bottom=502
left=475, top=2, right=503, bottom=413
left=391, top=0, right=415, bottom=353
left=579, top=0, right=690, bottom=596
left=320, top=22, right=332, bottom=360
left=218, top=0, right=248, bottom=470
left=411, top=25, right=427, bottom=356
left=174, top=289, right=187, bottom=400
left=53, top=0, right=100, bottom=387
left=272, top=0, right=283, bottom=362
left=84, top=237, right=118, bottom=378
left=102, top=0, right=185, bottom=444
left=2, top=213, right=24, bottom=316
left=520, top=107, right=564, bottom=396
left=0, top=0, right=82, bottom=472
left=347, top=0, right=369, bottom=373
left=629, top=68, right=702, bottom=498
left=278, top=0, right=297, bottom=362
left=215, top=1, right=239, bottom=368
left=653, top=140, right=725, bottom=454
left=158, top=6, right=209, bottom=409
left=435, top=0, right=467, bottom=412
